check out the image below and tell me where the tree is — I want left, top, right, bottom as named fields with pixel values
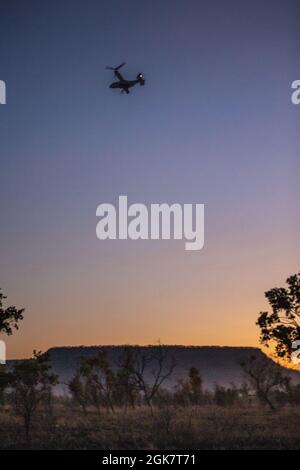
left=174, top=367, right=203, bottom=406
left=68, top=372, right=89, bottom=414
left=11, top=350, right=58, bottom=444
left=241, top=355, right=290, bottom=411
left=188, top=367, right=203, bottom=405
left=122, top=345, right=176, bottom=412
left=0, top=288, right=24, bottom=335
left=70, top=350, right=138, bottom=414
left=257, top=272, right=300, bottom=359
left=0, top=289, right=25, bottom=406
left=115, top=348, right=139, bottom=410
left=76, top=351, right=116, bottom=413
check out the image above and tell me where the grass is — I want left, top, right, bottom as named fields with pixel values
left=1, top=404, right=300, bottom=449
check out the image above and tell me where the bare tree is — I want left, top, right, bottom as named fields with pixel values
left=122, top=345, right=176, bottom=412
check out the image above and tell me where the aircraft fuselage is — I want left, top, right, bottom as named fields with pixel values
left=109, top=79, right=139, bottom=90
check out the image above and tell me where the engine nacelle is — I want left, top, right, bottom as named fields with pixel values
left=137, top=73, right=145, bottom=86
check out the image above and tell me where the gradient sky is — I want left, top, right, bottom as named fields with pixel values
left=0, top=0, right=299, bottom=358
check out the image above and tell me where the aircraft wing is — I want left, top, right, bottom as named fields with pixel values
left=115, top=71, right=124, bottom=81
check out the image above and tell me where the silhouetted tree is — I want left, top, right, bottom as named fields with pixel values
left=115, top=348, right=139, bottom=410
left=188, top=367, right=203, bottom=405
left=257, top=272, right=300, bottom=359
left=68, top=372, right=89, bottom=414
left=241, top=355, right=290, bottom=411
left=174, top=367, right=203, bottom=406
left=0, top=289, right=24, bottom=335
left=11, top=351, right=58, bottom=444
left=0, top=289, right=25, bottom=407
left=69, top=349, right=143, bottom=413
left=174, top=379, right=190, bottom=407
left=123, top=345, right=176, bottom=412
left=78, top=351, right=116, bottom=413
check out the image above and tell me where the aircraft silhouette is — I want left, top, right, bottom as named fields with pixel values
left=106, top=62, right=145, bottom=94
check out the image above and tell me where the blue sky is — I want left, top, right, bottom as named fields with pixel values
left=0, top=0, right=299, bottom=357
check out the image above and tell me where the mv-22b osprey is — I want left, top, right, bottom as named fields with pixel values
left=106, top=62, right=145, bottom=94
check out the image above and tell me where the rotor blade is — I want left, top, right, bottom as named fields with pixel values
left=115, top=62, right=126, bottom=70
left=105, top=62, right=126, bottom=71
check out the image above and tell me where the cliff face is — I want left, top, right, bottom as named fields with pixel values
left=37, top=345, right=300, bottom=395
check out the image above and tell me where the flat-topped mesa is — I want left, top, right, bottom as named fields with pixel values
left=20, top=345, right=300, bottom=396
